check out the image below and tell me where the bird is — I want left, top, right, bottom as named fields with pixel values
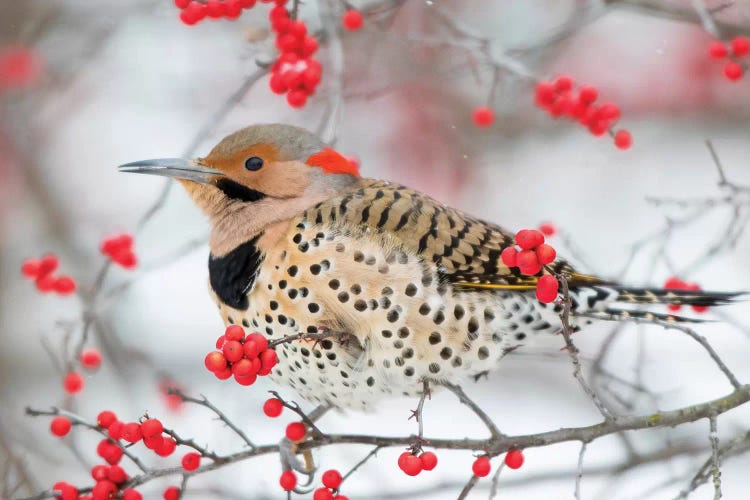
left=119, top=123, right=740, bottom=411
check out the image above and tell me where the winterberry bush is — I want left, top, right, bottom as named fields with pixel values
left=2, top=1, right=750, bottom=499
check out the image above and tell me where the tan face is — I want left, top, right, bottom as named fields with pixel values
left=199, top=143, right=312, bottom=200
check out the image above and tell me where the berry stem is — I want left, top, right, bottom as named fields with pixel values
left=166, top=389, right=256, bottom=449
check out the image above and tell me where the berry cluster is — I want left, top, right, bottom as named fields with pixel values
left=174, top=0, right=256, bottom=25
left=50, top=412, right=177, bottom=499
left=500, top=229, right=560, bottom=303
left=100, top=233, right=137, bottom=269
left=664, top=277, right=708, bottom=313
left=397, top=450, right=438, bottom=476
left=204, top=325, right=279, bottom=385
left=311, top=469, right=349, bottom=500
left=97, top=412, right=177, bottom=458
left=21, top=254, right=76, bottom=295
left=534, top=76, right=632, bottom=150
left=268, top=3, right=322, bottom=108
left=708, top=36, right=749, bottom=82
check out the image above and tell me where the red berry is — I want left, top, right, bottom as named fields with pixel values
left=301, top=36, right=319, bottom=57
left=322, top=469, right=343, bottom=489
left=535, top=244, right=556, bottom=265
left=420, top=451, right=438, bottom=471
left=500, top=247, right=518, bottom=267
left=260, top=348, right=279, bottom=371
left=91, top=464, right=109, bottom=480
left=107, top=464, right=128, bottom=483
left=174, top=0, right=190, bottom=8
left=472, top=456, right=491, bottom=477
left=313, top=488, right=335, bottom=500
left=534, top=81, right=556, bottom=107
left=539, top=222, right=556, bottom=236
left=397, top=452, right=422, bottom=476
left=52, top=482, right=78, bottom=500
left=107, top=420, right=124, bottom=440
left=223, top=341, right=244, bottom=363
left=80, top=348, right=102, bottom=369
left=731, top=36, right=750, bottom=57
left=536, top=275, right=559, bottom=304
left=578, top=85, right=598, bottom=105
left=141, top=418, right=163, bottom=438
left=112, top=249, right=137, bottom=269
left=692, top=304, right=709, bottom=313
left=122, top=490, right=143, bottom=500
left=233, top=372, right=257, bottom=386
left=709, top=41, right=728, bottom=59
left=279, top=470, right=297, bottom=491
left=472, top=106, right=494, bottom=127
left=50, top=416, right=72, bottom=437
left=519, top=262, right=542, bottom=276
left=302, top=66, right=322, bottom=90
left=36, top=273, right=56, bottom=293
left=263, top=398, right=284, bottom=417
left=664, top=277, right=686, bottom=289
left=723, top=61, right=743, bottom=81
left=163, top=487, right=181, bottom=500
left=243, top=339, right=260, bottom=359
left=232, top=358, right=260, bottom=377
left=181, top=452, right=201, bottom=471
left=92, top=480, right=117, bottom=500
left=214, top=367, right=233, bottom=380
left=342, top=10, right=363, bottom=31
left=598, top=102, right=620, bottom=121
left=554, top=75, right=574, bottom=91
left=156, top=438, right=177, bottom=457
left=614, top=129, right=632, bottom=150
left=38, top=254, right=59, bottom=276
left=121, top=422, right=143, bottom=443
left=247, top=332, right=268, bottom=352
left=516, top=250, right=539, bottom=270
left=206, top=0, right=226, bottom=18
left=63, top=372, right=84, bottom=394
left=21, top=258, right=40, bottom=278
left=286, top=421, right=306, bottom=441
left=224, top=0, right=243, bottom=18
left=515, top=229, right=544, bottom=250
left=179, top=8, right=198, bottom=25
left=225, top=324, right=245, bottom=342
left=144, top=434, right=165, bottom=450
left=504, top=449, right=524, bottom=469
left=269, top=72, right=287, bottom=94
left=287, top=89, right=308, bottom=108
left=96, top=439, right=123, bottom=465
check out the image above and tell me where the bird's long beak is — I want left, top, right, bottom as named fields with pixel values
left=118, top=158, right=224, bottom=185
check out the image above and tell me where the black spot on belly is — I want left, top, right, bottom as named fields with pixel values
left=208, top=236, right=262, bottom=310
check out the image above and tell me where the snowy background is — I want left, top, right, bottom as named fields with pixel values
left=2, top=1, right=750, bottom=498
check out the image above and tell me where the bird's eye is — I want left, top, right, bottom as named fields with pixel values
left=244, top=156, right=264, bottom=171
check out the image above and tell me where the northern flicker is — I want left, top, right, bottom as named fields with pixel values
left=119, top=123, right=739, bottom=410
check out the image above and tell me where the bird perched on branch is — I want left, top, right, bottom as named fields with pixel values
left=119, top=124, right=740, bottom=410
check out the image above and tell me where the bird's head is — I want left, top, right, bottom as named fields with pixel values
left=119, top=123, right=359, bottom=253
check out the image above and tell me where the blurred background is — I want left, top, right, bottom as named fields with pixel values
left=2, top=0, right=750, bottom=498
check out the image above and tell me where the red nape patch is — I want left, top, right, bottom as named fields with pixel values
left=306, top=148, right=360, bottom=176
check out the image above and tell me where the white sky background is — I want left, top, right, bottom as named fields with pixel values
left=2, top=0, right=750, bottom=498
